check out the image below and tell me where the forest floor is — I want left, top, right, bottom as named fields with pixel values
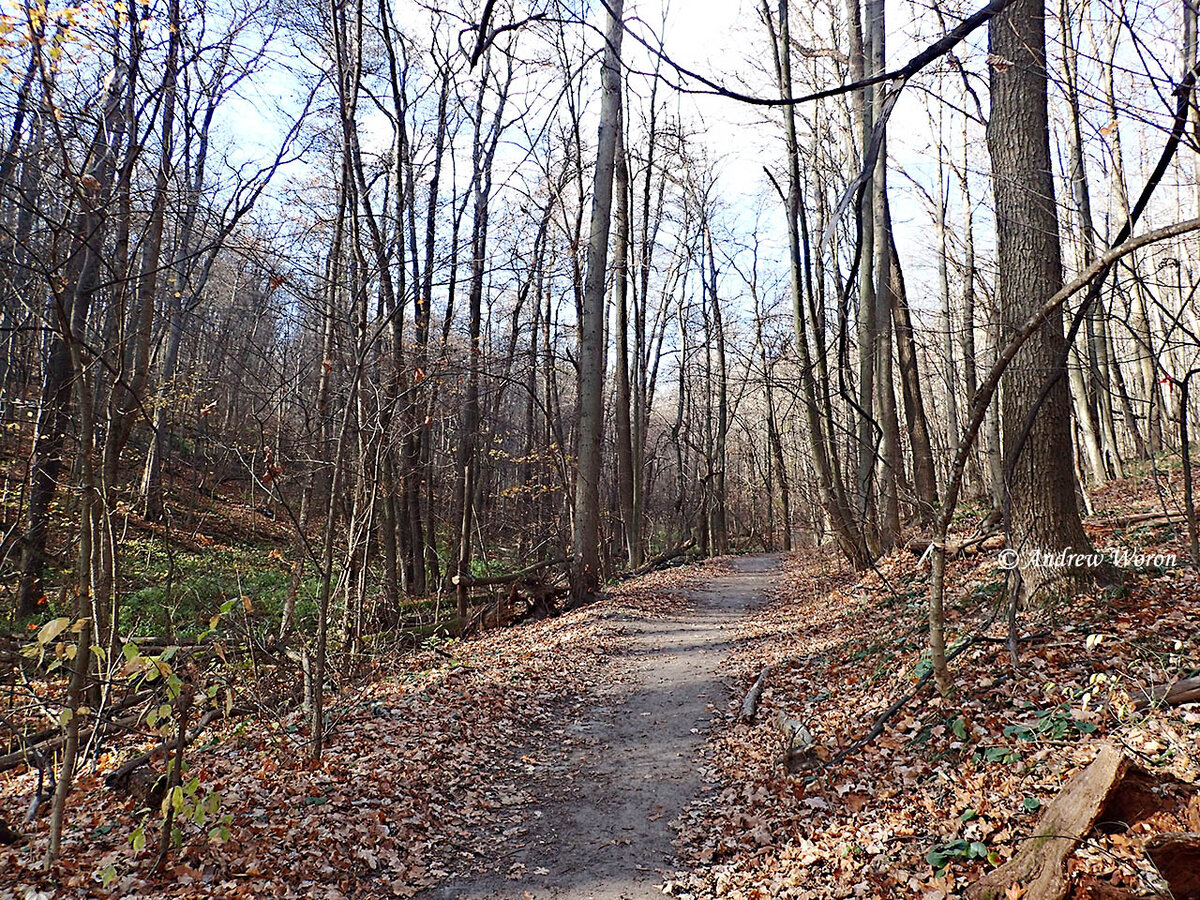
left=2, top=476, right=1199, bottom=899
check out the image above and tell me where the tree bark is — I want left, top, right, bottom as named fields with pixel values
left=16, top=66, right=126, bottom=618
left=765, top=0, right=869, bottom=568
left=613, top=122, right=638, bottom=567
left=987, top=0, right=1094, bottom=591
left=571, top=0, right=624, bottom=602
left=886, top=207, right=939, bottom=523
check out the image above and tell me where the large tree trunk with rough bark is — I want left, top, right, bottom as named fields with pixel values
left=988, top=0, right=1095, bottom=590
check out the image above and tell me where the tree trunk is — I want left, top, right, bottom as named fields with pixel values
left=1059, top=0, right=1110, bottom=484
left=16, top=67, right=126, bottom=618
left=613, top=122, right=638, bottom=568
left=766, top=0, right=869, bottom=568
left=706, top=222, right=729, bottom=555
left=853, top=0, right=877, bottom=539
left=988, top=0, right=1094, bottom=590
left=454, top=58, right=510, bottom=615
left=886, top=206, right=939, bottom=523
left=571, top=0, right=624, bottom=602
left=868, top=0, right=900, bottom=550
left=757, top=306, right=792, bottom=550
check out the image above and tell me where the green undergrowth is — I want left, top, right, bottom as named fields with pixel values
left=11, top=535, right=447, bottom=642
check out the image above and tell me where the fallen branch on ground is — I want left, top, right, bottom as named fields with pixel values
left=1134, top=675, right=1200, bottom=710
left=1099, top=506, right=1200, bottom=528
left=619, top=540, right=697, bottom=579
left=0, top=710, right=146, bottom=773
left=774, top=709, right=814, bottom=772
left=907, top=530, right=1004, bottom=560
left=461, top=579, right=568, bottom=636
left=739, top=666, right=769, bottom=723
left=826, top=633, right=984, bottom=767
left=2, top=689, right=155, bottom=759
left=104, top=707, right=222, bottom=793
left=451, top=556, right=566, bottom=588
left=965, top=744, right=1128, bottom=900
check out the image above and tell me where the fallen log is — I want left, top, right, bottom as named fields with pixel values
left=965, top=744, right=1128, bottom=900
left=773, top=710, right=814, bottom=773
left=620, top=539, right=697, bottom=579
left=739, top=666, right=769, bottom=723
left=1100, top=506, right=1200, bottom=528
left=104, top=707, right=222, bottom=793
left=0, top=710, right=145, bottom=773
left=508, top=579, right=566, bottom=624
left=460, top=578, right=567, bottom=636
left=451, top=556, right=566, bottom=588
left=907, top=531, right=1005, bottom=560
left=2, top=689, right=156, bottom=759
left=1134, top=675, right=1200, bottom=710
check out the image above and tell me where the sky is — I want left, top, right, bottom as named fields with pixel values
left=643, top=0, right=771, bottom=192
left=629, top=0, right=993, bottom=317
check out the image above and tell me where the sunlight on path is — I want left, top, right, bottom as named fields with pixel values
left=422, top=554, right=780, bottom=900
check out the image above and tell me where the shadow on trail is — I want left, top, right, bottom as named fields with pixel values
left=419, top=554, right=780, bottom=900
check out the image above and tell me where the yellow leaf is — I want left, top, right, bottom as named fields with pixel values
left=37, top=616, right=70, bottom=644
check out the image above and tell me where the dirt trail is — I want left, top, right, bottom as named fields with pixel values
left=426, top=554, right=780, bottom=900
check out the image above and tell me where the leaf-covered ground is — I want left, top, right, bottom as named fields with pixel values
left=0, top=563, right=715, bottom=898
left=3, top=475, right=1198, bottom=900
left=667, top=480, right=1199, bottom=899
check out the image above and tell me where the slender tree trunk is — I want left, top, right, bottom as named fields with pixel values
left=141, top=82, right=218, bottom=520
left=867, top=0, right=901, bottom=549
left=103, top=0, right=181, bottom=495
left=706, top=222, right=729, bottom=554
left=1100, top=28, right=1163, bottom=456
left=571, top=0, right=624, bottom=601
left=613, top=123, right=637, bottom=567
left=17, top=67, right=126, bottom=618
left=936, top=126, right=959, bottom=456
left=45, top=321, right=98, bottom=866
left=886, top=207, right=939, bottom=523
left=1060, top=0, right=1109, bottom=484
left=765, top=0, right=869, bottom=567
left=853, top=0, right=877, bottom=537
left=960, top=165, right=987, bottom=497
left=756, top=304, right=792, bottom=550
left=454, top=58, right=510, bottom=614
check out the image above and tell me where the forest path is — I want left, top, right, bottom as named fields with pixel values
left=424, top=553, right=780, bottom=900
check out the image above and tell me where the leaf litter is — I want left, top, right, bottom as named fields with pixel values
left=3, top=479, right=1197, bottom=899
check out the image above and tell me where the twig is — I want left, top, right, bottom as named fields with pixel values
left=826, top=634, right=983, bottom=767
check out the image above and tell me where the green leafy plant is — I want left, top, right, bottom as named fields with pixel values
left=969, top=579, right=1006, bottom=603
left=1003, top=705, right=1097, bottom=742
left=975, top=745, right=1022, bottom=765
left=926, top=838, right=997, bottom=875
left=130, top=773, right=231, bottom=853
